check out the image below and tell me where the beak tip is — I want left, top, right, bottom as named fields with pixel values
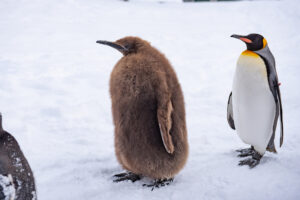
left=231, top=34, right=240, bottom=39
left=96, top=40, right=106, bottom=45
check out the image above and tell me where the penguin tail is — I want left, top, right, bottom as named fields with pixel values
left=266, top=145, right=277, bottom=154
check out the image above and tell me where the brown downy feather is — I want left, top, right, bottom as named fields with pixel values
left=99, top=36, right=189, bottom=179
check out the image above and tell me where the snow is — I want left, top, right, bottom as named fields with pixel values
left=0, top=174, right=16, bottom=200
left=0, top=0, right=300, bottom=199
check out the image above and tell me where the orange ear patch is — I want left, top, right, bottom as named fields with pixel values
left=263, top=38, right=267, bottom=48
left=240, top=38, right=252, bottom=43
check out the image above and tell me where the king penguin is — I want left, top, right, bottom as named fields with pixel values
left=96, top=37, right=188, bottom=188
left=227, top=33, right=284, bottom=168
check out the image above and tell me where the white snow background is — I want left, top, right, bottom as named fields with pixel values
left=0, top=0, right=300, bottom=199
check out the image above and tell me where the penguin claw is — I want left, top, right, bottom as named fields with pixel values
left=237, top=149, right=255, bottom=157
left=236, top=146, right=255, bottom=157
left=239, top=158, right=260, bottom=168
left=143, top=178, right=173, bottom=191
left=113, top=172, right=141, bottom=183
left=238, top=147, right=262, bottom=168
left=113, top=172, right=128, bottom=178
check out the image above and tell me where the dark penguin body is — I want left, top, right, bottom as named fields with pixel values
left=0, top=114, right=37, bottom=200
left=97, top=37, right=188, bottom=182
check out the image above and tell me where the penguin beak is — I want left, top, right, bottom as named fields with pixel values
left=231, top=34, right=252, bottom=44
left=96, top=40, right=129, bottom=53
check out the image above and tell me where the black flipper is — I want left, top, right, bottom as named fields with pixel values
left=227, top=92, right=235, bottom=130
left=277, top=87, right=284, bottom=147
left=267, top=99, right=279, bottom=153
left=255, top=45, right=284, bottom=148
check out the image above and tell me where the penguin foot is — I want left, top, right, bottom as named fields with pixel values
left=238, top=158, right=260, bottom=168
left=113, top=172, right=141, bottom=183
left=143, top=178, right=173, bottom=191
left=236, top=146, right=255, bottom=157
left=238, top=151, right=262, bottom=168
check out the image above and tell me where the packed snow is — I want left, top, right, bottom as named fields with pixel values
left=0, top=0, right=300, bottom=199
left=0, top=174, right=16, bottom=200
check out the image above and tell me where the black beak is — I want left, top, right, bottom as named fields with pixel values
left=230, top=34, right=252, bottom=43
left=96, top=40, right=128, bottom=53
left=231, top=34, right=244, bottom=39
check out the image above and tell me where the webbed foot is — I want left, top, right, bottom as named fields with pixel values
left=238, top=150, right=262, bottom=168
left=143, top=178, right=173, bottom=191
left=113, top=172, right=141, bottom=183
left=236, top=146, right=255, bottom=157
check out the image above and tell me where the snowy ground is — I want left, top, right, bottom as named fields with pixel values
left=0, top=0, right=300, bottom=199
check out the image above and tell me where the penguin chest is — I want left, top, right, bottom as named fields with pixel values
left=232, top=51, right=276, bottom=155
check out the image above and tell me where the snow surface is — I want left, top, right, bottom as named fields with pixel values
left=0, top=0, right=300, bottom=199
left=0, top=174, right=16, bottom=200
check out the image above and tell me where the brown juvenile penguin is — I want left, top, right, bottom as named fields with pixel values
left=0, top=113, right=37, bottom=200
left=96, top=37, right=188, bottom=188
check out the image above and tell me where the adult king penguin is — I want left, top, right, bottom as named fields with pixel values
left=96, top=37, right=188, bottom=188
left=227, top=33, right=284, bottom=168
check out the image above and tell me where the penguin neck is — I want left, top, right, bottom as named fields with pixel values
left=241, top=50, right=259, bottom=58
left=241, top=44, right=270, bottom=57
left=242, top=45, right=270, bottom=55
left=253, top=45, right=271, bottom=55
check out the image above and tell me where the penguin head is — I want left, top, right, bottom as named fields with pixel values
left=231, top=33, right=267, bottom=51
left=96, top=37, right=149, bottom=56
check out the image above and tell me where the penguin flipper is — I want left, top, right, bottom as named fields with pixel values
left=227, top=92, right=235, bottom=130
left=267, top=91, right=281, bottom=153
left=267, top=136, right=277, bottom=153
left=265, top=79, right=284, bottom=149
left=255, top=46, right=284, bottom=147
left=267, top=67, right=284, bottom=148
left=157, top=99, right=174, bottom=154
left=266, top=69, right=284, bottom=147
left=277, top=86, right=284, bottom=147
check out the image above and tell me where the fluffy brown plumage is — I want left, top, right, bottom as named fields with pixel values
left=0, top=113, right=37, bottom=199
left=97, top=36, right=188, bottom=180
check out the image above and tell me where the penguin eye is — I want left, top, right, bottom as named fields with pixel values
left=124, top=44, right=130, bottom=50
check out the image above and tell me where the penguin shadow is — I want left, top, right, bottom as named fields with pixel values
left=101, top=167, right=121, bottom=178
left=259, top=154, right=278, bottom=165
left=221, top=149, right=241, bottom=160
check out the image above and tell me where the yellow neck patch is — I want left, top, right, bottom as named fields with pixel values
left=241, top=50, right=259, bottom=57
left=263, top=38, right=267, bottom=48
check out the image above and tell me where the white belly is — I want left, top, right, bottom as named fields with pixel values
left=232, top=51, right=276, bottom=155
